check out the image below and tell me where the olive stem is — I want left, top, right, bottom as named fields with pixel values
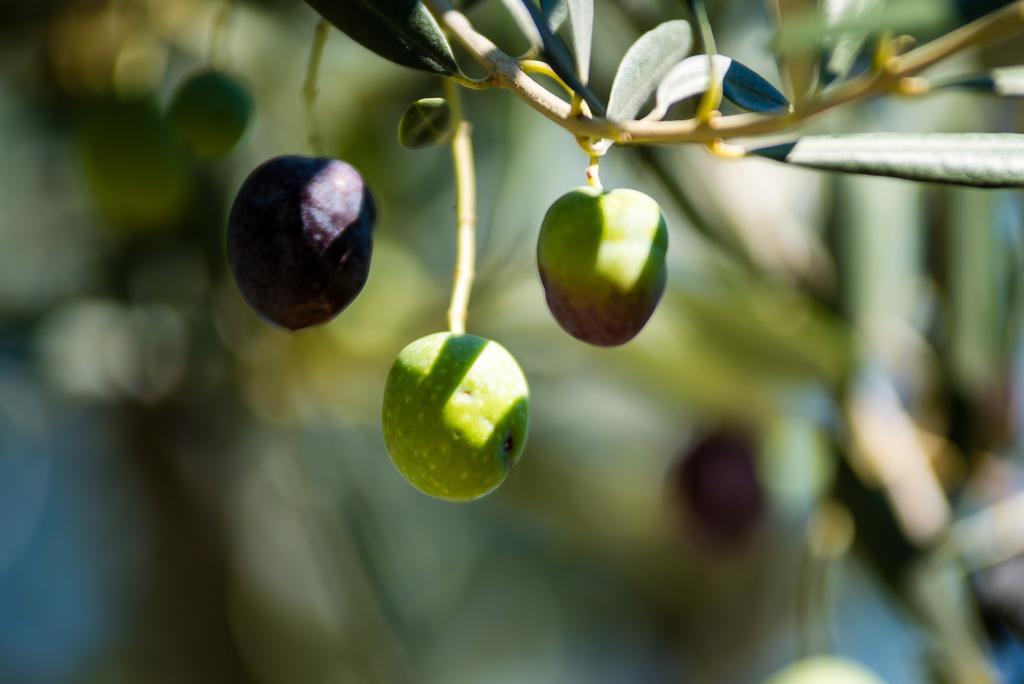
left=520, top=59, right=575, bottom=100
left=303, top=18, right=331, bottom=157
left=443, top=77, right=477, bottom=336
left=423, top=0, right=1024, bottom=144
left=585, top=154, right=603, bottom=191
left=685, top=0, right=723, bottom=124
left=207, top=0, right=235, bottom=67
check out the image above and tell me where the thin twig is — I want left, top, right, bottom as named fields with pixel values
left=303, top=19, right=331, bottom=157
left=424, top=0, right=1024, bottom=145
left=443, top=77, right=477, bottom=335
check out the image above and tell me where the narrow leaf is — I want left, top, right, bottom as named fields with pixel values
left=305, top=0, right=459, bottom=75
left=936, top=67, right=1024, bottom=98
left=501, top=0, right=543, bottom=49
left=653, top=55, right=789, bottom=117
left=772, top=0, right=819, bottom=103
left=774, top=0, right=952, bottom=55
left=607, top=20, right=693, bottom=121
left=822, top=0, right=881, bottom=81
left=722, top=60, right=791, bottom=112
left=519, top=0, right=605, bottom=115
left=567, top=0, right=594, bottom=84
left=541, top=0, right=569, bottom=31
left=752, top=134, right=1024, bottom=188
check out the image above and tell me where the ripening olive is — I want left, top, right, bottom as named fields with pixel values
left=537, top=186, right=668, bottom=346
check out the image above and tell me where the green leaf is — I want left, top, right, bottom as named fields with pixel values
left=773, top=0, right=952, bottom=55
left=518, top=0, right=605, bottom=115
left=566, top=0, right=594, bottom=84
left=541, top=0, right=569, bottom=31
left=652, top=54, right=789, bottom=118
left=772, top=0, right=820, bottom=103
left=501, top=0, right=543, bottom=49
left=502, top=0, right=568, bottom=50
left=607, top=20, right=693, bottom=121
left=398, top=97, right=452, bottom=148
left=822, top=0, right=881, bottom=81
left=954, top=0, right=1016, bottom=24
left=305, top=0, right=459, bottom=75
left=935, top=66, right=1024, bottom=97
left=753, top=134, right=1024, bottom=188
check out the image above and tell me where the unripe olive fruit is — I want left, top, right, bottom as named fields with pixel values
left=763, top=656, right=884, bottom=684
left=227, top=156, right=375, bottom=331
left=537, top=186, right=668, bottom=346
left=167, top=69, right=253, bottom=159
left=76, top=96, right=189, bottom=230
left=382, top=332, right=529, bottom=502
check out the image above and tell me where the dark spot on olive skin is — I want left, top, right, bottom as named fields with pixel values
left=503, top=434, right=514, bottom=453
left=227, top=155, right=376, bottom=331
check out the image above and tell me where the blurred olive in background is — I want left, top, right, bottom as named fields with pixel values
left=669, top=428, right=765, bottom=548
left=167, top=70, right=254, bottom=160
left=763, top=656, right=886, bottom=684
left=75, top=95, right=190, bottom=232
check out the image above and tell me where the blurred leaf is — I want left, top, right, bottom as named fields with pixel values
left=652, top=55, right=789, bottom=118
left=76, top=97, right=190, bottom=230
left=753, top=134, right=1024, bottom=188
left=822, top=0, right=881, bottom=82
left=607, top=20, right=693, bottom=121
left=771, top=0, right=820, bottom=104
left=774, top=0, right=952, bottom=55
left=674, top=281, right=852, bottom=386
left=953, top=0, right=1016, bottom=23
left=518, top=0, right=605, bottom=114
left=566, top=0, right=593, bottom=83
left=305, top=0, right=460, bottom=75
left=541, top=0, right=569, bottom=31
left=500, top=0, right=543, bottom=48
left=935, top=66, right=1024, bottom=97
left=398, top=97, right=452, bottom=148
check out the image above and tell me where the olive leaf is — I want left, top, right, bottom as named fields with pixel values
left=566, top=0, right=594, bottom=84
left=541, top=0, right=570, bottom=31
left=501, top=0, right=543, bottom=49
left=398, top=97, right=452, bottom=148
left=518, top=0, right=605, bottom=114
left=774, top=0, right=952, bottom=55
left=305, top=0, right=459, bottom=75
left=954, top=0, right=1016, bottom=23
left=772, top=0, right=820, bottom=104
left=934, top=66, right=1024, bottom=97
left=822, top=0, right=881, bottom=82
left=651, top=54, right=789, bottom=119
left=607, top=20, right=693, bottom=121
left=753, top=134, right=1024, bottom=188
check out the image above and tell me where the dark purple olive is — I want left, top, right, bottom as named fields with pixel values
left=227, top=156, right=375, bottom=331
left=669, top=429, right=765, bottom=547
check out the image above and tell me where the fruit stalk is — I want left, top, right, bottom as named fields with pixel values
left=207, top=0, right=236, bottom=66
left=443, top=76, right=476, bottom=335
left=303, top=18, right=331, bottom=156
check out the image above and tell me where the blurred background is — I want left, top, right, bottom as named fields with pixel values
left=1, top=0, right=1023, bottom=681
